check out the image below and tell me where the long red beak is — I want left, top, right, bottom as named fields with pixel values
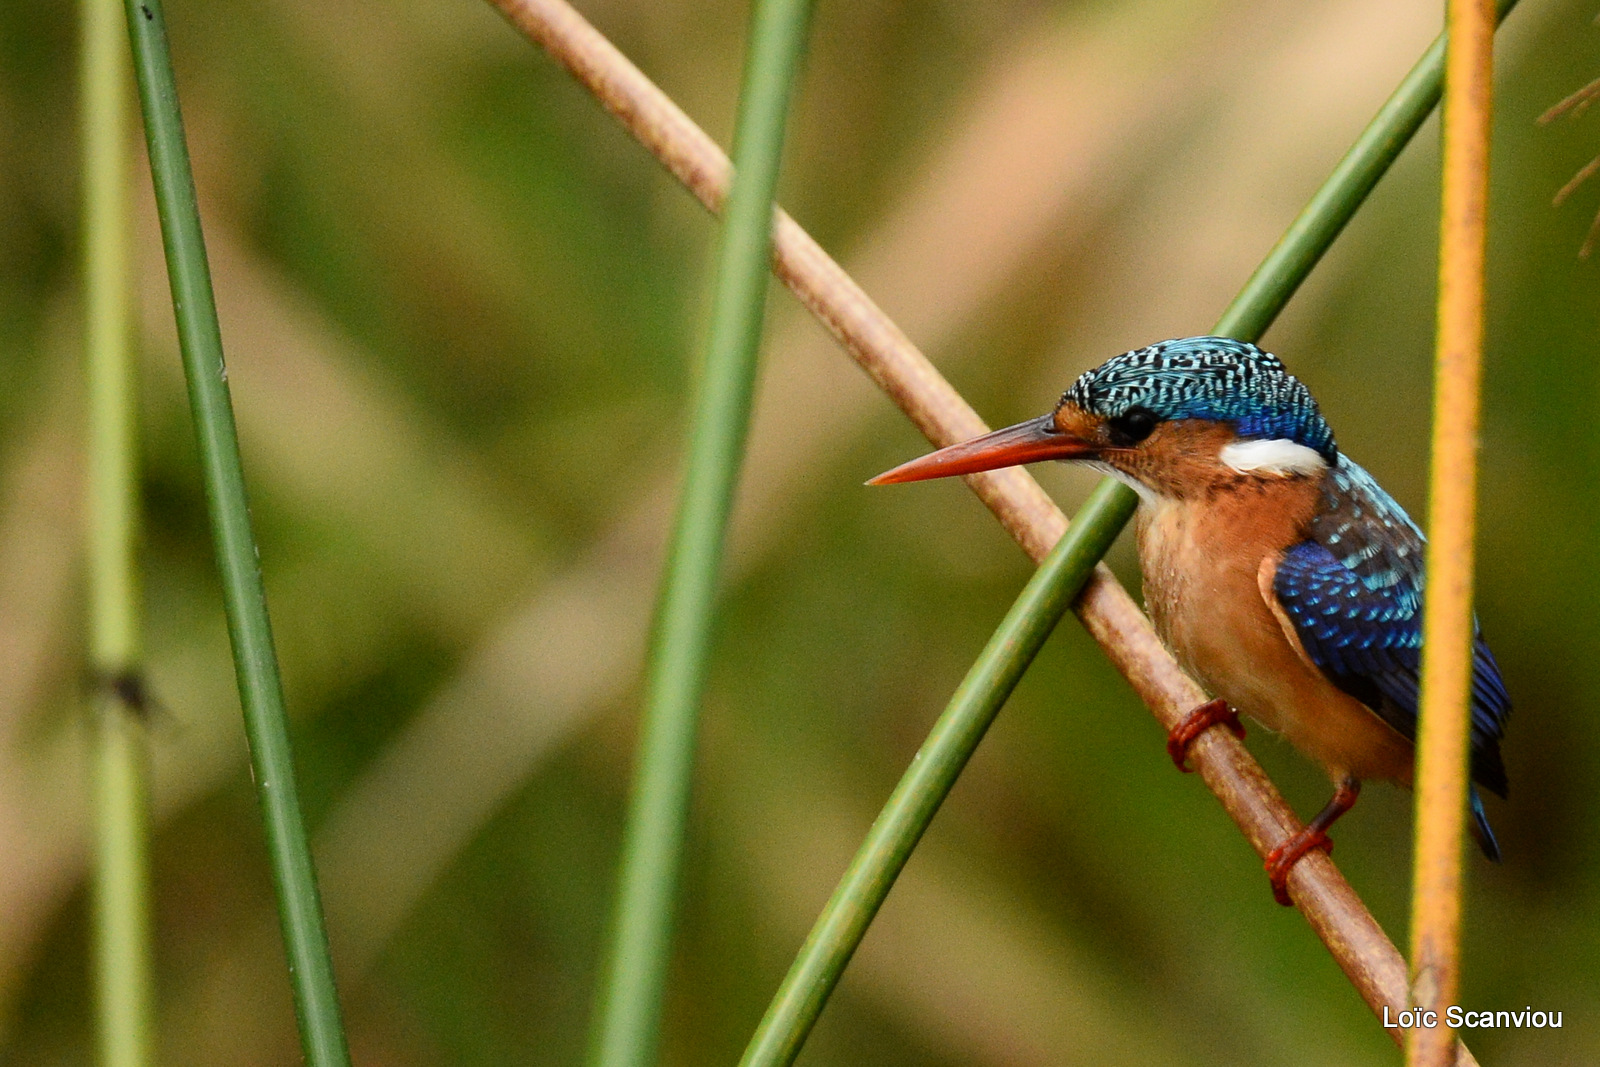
left=868, top=414, right=1099, bottom=485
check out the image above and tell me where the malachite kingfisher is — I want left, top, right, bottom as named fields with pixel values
left=871, top=337, right=1510, bottom=905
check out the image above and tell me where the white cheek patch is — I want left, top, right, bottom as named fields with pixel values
left=1220, top=437, right=1329, bottom=477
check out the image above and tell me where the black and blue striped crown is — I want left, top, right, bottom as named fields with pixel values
left=1061, top=337, right=1337, bottom=459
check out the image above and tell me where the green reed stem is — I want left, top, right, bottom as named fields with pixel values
left=121, top=2, right=350, bottom=1063
left=83, top=0, right=151, bottom=1061
left=738, top=4, right=1522, bottom=1065
left=588, top=2, right=814, bottom=1066
left=1215, top=0, right=1518, bottom=342
left=739, top=480, right=1135, bottom=1067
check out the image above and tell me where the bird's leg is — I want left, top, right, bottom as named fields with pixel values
left=1166, top=697, right=1245, bottom=772
left=1264, top=777, right=1361, bottom=907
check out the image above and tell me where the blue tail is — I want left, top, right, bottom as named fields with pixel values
left=1469, top=786, right=1501, bottom=862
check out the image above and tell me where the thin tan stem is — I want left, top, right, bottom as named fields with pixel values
left=1551, top=153, right=1600, bottom=207
left=1408, top=0, right=1493, bottom=1065
left=1536, top=73, right=1600, bottom=124
left=485, top=0, right=1473, bottom=1058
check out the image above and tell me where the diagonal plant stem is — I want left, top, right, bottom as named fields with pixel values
left=490, top=0, right=1512, bottom=1055
left=739, top=479, right=1136, bottom=1067
left=1409, top=1, right=1495, bottom=1065
left=82, top=0, right=152, bottom=1061
left=586, top=1, right=814, bottom=1066
left=120, top=2, right=351, bottom=1064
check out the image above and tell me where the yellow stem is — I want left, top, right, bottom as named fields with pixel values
left=1408, top=0, right=1493, bottom=1064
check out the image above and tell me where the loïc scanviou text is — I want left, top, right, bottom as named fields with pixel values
left=1382, top=1006, right=1563, bottom=1029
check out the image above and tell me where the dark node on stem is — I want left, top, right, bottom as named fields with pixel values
left=89, top=668, right=154, bottom=720
left=141, top=4, right=153, bottom=19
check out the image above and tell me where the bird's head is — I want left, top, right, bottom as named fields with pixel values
left=870, top=337, right=1338, bottom=501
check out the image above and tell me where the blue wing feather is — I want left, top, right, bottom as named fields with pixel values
left=1273, top=456, right=1510, bottom=799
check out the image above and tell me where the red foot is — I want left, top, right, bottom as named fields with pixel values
left=1263, top=777, right=1361, bottom=907
left=1265, top=828, right=1334, bottom=906
left=1166, top=698, right=1244, bottom=772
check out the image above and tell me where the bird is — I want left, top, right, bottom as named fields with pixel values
left=870, top=336, right=1510, bottom=905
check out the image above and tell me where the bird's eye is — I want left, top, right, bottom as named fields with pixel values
left=1107, top=407, right=1158, bottom=446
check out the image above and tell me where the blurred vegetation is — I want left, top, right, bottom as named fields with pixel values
left=0, top=0, right=1596, bottom=1064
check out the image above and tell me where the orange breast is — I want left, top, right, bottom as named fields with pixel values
left=1136, top=478, right=1415, bottom=786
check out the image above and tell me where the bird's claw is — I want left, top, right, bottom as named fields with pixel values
left=1166, top=698, right=1245, bottom=772
left=1264, top=827, right=1334, bottom=907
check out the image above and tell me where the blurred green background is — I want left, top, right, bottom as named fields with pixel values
left=1, top=0, right=1597, bottom=1063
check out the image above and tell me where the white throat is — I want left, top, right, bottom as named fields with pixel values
left=1219, top=437, right=1329, bottom=477
left=1083, top=459, right=1162, bottom=506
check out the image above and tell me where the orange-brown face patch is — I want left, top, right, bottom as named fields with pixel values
left=1050, top=401, right=1107, bottom=444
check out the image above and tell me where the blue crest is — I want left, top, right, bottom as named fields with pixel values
left=1060, top=337, right=1337, bottom=459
